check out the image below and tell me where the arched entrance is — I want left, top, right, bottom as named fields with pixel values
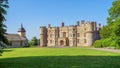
left=60, top=40, right=64, bottom=46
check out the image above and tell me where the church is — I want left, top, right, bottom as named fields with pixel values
left=5, top=24, right=28, bottom=48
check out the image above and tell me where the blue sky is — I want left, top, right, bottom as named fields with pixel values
left=6, top=0, right=114, bottom=40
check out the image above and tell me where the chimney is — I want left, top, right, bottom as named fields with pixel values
left=77, top=21, right=80, bottom=26
left=93, top=22, right=97, bottom=31
left=81, top=20, right=85, bottom=24
left=48, top=24, right=51, bottom=28
left=98, top=23, right=101, bottom=26
left=98, top=23, right=101, bottom=30
left=61, top=22, right=64, bottom=27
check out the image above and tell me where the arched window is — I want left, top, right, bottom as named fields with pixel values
left=63, top=32, right=66, bottom=37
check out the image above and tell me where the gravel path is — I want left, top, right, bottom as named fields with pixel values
left=90, top=48, right=120, bottom=53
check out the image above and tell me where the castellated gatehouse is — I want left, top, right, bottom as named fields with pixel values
left=40, top=20, right=101, bottom=47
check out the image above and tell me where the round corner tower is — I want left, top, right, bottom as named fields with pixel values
left=85, top=22, right=94, bottom=46
left=40, top=26, right=47, bottom=47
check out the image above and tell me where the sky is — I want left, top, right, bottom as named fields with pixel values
left=5, top=0, right=114, bottom=40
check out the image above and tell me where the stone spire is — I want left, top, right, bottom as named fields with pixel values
left=18, top=24, right=26, bottom=32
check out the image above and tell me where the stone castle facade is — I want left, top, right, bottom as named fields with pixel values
left=40, top=20, right=101, bottom=47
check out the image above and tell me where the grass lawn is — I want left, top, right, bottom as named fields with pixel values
left=0, top=47, right=120, bottom=68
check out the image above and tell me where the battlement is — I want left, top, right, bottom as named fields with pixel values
left=42, top=20, right=101, bottom=32
left=40, top=26, right=46, bottom=28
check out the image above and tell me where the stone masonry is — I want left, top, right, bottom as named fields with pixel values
left=40, top=20, right=101, bottom=47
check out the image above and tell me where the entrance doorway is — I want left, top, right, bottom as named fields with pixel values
left=60, top=40, right=64, bottom=46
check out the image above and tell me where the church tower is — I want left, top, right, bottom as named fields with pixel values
left=18, top=24, right=26, bottom=37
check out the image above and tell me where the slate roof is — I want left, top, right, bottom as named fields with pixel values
left=18, top=24, right=26, bottom=32
left=5, top=34, right=27, bottom=41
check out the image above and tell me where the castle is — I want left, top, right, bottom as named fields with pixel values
left=40, top=20, right=101, bottom=47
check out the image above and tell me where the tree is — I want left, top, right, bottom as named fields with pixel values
left=37, top=39, right=40, bottom=45
left=100, top=26, right=111, bottom=39
left=31, top=37, right=38, bottom=45
left=108, top=0, right=120, bottom=48
left=107, top=0, right=120, bottom=24
left=111, top=17, right=120, bottom=48
left=94, top=0, right=120, bottom=48
left=27, top=37, right=39, bottom=47
left=0, top=0, right=9, bottom=55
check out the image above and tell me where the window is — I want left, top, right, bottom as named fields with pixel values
left=10, top=41, right=12, bottom=46
left=73, top=41, right=76, bottom=44
left=50, top=34, right=52, bottom=38
left=55, top=30, right=58, bottom=33
left=84, top=39, right=86, bottom=43
left=77, top=33, right=80, bottom=37
left=84, top=33, right=86, bottom=37
left=60, top=40, right=64, bottom=46
left=63, top=32, right=66, bottom=37
left=55, top=34, right=58, bottom=37
left=70, top=34, right=72, bottom=37
left=73, top=34, right=75, bottom=37
left=77, top=39, right=79, bottom=43
left=50, top=40, right=52, bottom=44
left=55, top=41, right=57, bottom=44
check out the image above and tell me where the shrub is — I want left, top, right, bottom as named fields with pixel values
left=93, top=40, right=103, bottom=48
left=110, top=40, right=116, bottom=47
left=28, top=41, right=34, bottom=47
left=114, top=42, right=120, bottom=49
left=102, top=38, right=112, bottom=47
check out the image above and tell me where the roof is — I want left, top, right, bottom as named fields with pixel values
left=18, top=24, right=26, bottom=32
left=5, top=34, right=27, bottom=41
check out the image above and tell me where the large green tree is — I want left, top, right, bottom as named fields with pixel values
left=0, top=0, right=9, bottom=55
left=101, top=0, right=120, bottom=38
left=107, top=0, right=120, bottom=46
left=107, top=0, right=120, bottom=24
left=94, top=0, right=120, bottom=48
left=111, top=17, right=120, bottom=47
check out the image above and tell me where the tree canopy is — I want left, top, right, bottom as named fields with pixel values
left=0, top=0, right=9, bottom=55
left=107, top=0, right=120, bottom=24
left=0, top=0, right=9, bottom=45
left=94, top=0, right=120, bottom=48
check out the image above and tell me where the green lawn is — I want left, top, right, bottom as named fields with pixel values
left=0, top=47, right=120, bottom=68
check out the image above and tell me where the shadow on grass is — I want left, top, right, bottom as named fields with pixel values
left=0, top=56, right=120, bottom=68
left=2, top=49, right=13, bottom=52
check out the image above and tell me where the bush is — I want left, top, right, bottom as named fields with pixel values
left=115, top=45, right=120, bottom=49
left=28, top=41, right=35, bottom=47
left=110, top=40, right=116, bottom=47
left=93, top=40, right=103, bottom=48
left=94, top=38, right=120, bottom=49
left=115, top=44, right=120, bottom=49
left=102, top=38, right=112, bottom=47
